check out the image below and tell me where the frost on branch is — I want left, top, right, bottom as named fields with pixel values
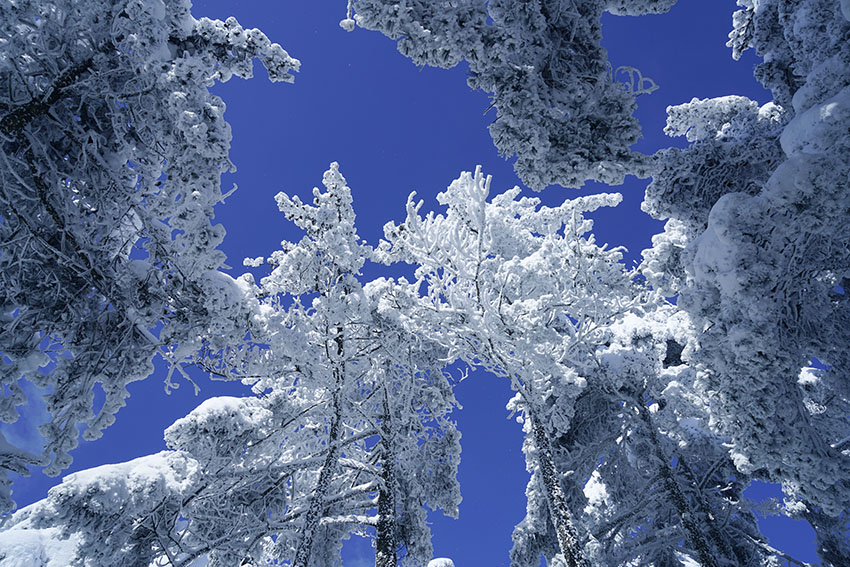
left=0, top=165, right=462, bottom=567
left=381, top=166, right=643, bottom=566
left=641, top=97, right=785, bottom=297
left=0, top=0, right=297, bottom=510
left=575, top=308, right=776, bottom=567
left=643, top=1, right=850, bottom=559
left=727, top=0, right=848, bottom=108
left=604, top=0, right=677, bottom=16
left=352, top=0, right=667, bottom=189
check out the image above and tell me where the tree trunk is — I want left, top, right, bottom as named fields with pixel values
left=291, top=385, right=342, bottom=567
left=292, top=330, right=346, bottom=567
left=675, top=456, right=740, bottom=562
left=529, top=414, right=588, bottom=567
left=636, top=397, right=718, bottom=567
left=375, top=389, right=397, bottom=567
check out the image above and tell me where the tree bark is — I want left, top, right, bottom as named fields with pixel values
left=636, top=396, right=719, bottom=567
left=292, top=330, right=346, bottom=567
left=375, top=388, right=397, bottom=567
left=529, top=414, right=588, bottom=567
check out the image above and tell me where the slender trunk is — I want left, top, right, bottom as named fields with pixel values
left=293, top=331, right=346, bottom=567
left=529, top=414, right=588, bottom=567
left=375, top=388, right=397, bottom=567
left=291, top=386, right=342, bottom=567
left=636, top=397, right=718, bottom=567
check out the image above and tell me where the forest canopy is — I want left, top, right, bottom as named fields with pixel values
left=0, top=1, right=848, bottom=566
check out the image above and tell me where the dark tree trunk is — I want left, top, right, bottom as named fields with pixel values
left=291, top=385, right=342, bottom=567
left=292, top=330, right=346, bottom=567
left=636, top=397, right=719, bottom=567
left=675, top=456, right=744, bottom=563
left=375, top=386, right=397, bottom=567
left=529, top=414, right=588, bottom=567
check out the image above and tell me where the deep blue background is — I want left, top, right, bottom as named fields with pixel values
left=6, top=1, right=820, bottom=565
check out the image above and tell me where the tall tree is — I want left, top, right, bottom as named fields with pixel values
left=0, top=164, right=461, bottom=567
left=378, top=166, right=642, bottom=566
left=578, top=308, right=787, bottom=567
left=0, top=0, right=298, bottom=511
left=253, top=163, right=461, bottom=567
left=642, top=2, right=850, bottom=562
left=380, top=166, right=798, bottom=567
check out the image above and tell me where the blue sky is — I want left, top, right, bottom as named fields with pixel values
left=7, top=1, right=821, bottom=565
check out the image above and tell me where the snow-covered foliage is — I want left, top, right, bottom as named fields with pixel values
left=641, top=96, right=786, bottom=298
left=379, top=167, right=645, bottom=566
left=0, top=525, right=79, bottom=567
left=0, top=395, right=302, bottom=567
left=351, top=0, right=672, bottom=189
left=247, top=164, right=461, bottom=567
left=642, top=1, right=850, bottom=563
left=0, top=0, right=298, bottom=511
left=0, top=451, right=202, bottom=567
left=0, top=165, right=462, bottom=567
left=577, top=309, right=781, bottom=567
left=2, top=1, right=848, bottom=566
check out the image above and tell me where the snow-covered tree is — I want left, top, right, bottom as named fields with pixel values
left=3, top=1, right=849, bottom=565
left=0, top=164, right=461, bottom=567
left=378, top=167, right=643, bottom=566
left=248, top=163, right=461, bottom=567
left=642, top=1, right=850, bottom=563
left=379, top=166, right=805, bottom=567
left=578, top=308, right=787, bottom=567
left=349, top=0, right=674, bottom=189
left=0, top=0, right=298, bottom=511
left=0, top=392, right=329, bottom=567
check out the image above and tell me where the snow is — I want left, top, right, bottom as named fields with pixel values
left=582, top=471, right=610, bottom=510
left=164, top=396, right=272, bottom=456
left=780, top=85, right=850, bottom=157
left=664, top=96, right=759, bottom=142
left=0, top=526, right=79, bottom=567
left=53, top=452, right=198, bottom=516
left=428, top=559, right=455, bottom=567
left=797, top=367, right=821, bottom=386
left=674, top=551, right=702, bottom=567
